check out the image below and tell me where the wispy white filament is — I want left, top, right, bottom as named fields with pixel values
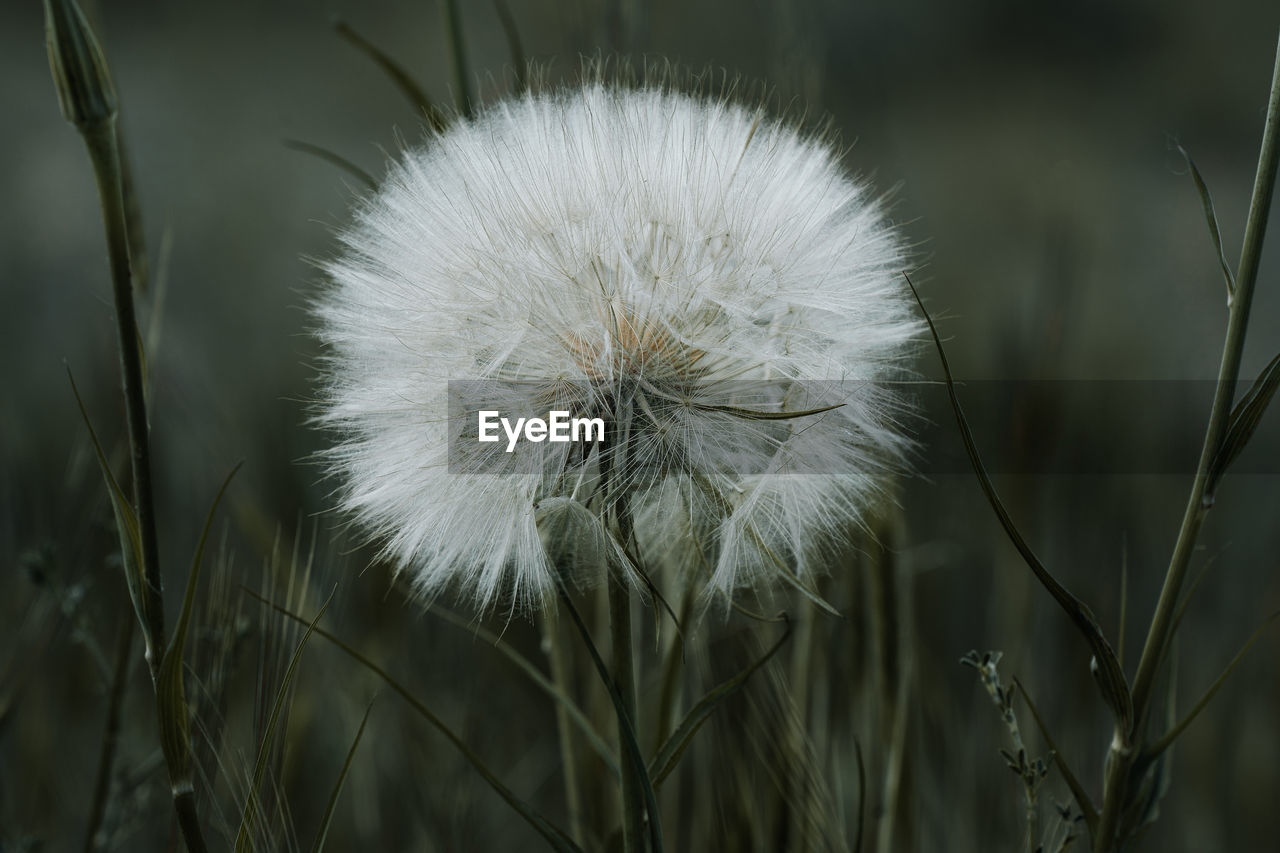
left=316, top=82, right=918, bottom=611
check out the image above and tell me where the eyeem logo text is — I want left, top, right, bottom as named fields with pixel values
left=478, top=410, right=605, bottom=453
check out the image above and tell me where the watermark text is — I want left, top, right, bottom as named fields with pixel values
left=478, top=410, right=605, bottom=452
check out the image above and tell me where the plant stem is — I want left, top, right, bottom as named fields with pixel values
left=440, top=0, right=473, bottom=118
left=599, top=396, right=649, bottom=851
left=83, top=120, right=166, bottom=673
left=81, top=88, right=211, bottom=853
left=173, top=792, right=209, bottom=853
left=83, top=615, right=134, bottom=853
left=544, top=614, right=586, bottom=847
left=1095, top=26, right=1280, bottom=850
left=652, top=572, right=696, bottom=752
left=609, top=573, right=645, bottom=853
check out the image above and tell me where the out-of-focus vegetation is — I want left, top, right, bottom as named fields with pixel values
left=3, top=1, right=1279, bottom=850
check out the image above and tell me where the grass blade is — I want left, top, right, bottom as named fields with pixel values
left=156, top=463, right=241, bottom=794
left=1013, top=676, right=1099, bottom=836
left=1117, top=537, right=1129, bottom=667
left=82, top=616, right=134, bottom=853
left=427, top=605, right=619, bottom=779
left=648, top=620, right=791, bottom=789
left=251, top=592, right=584, bottom=853
left=493, top=0, right=526, bottom=92
left=555, top=582, right=665, bottom=853
left=1145, top=610, right=1280, bottom=759
left=440, top=0, right=473, bottom=118
left=739, top=521, right=841, bottom=617
left=906, top=274, right=1133, bottom=738
left=114, top=124, right=149, bottom=295
left=691, top=402, right=844, bottom=420
left=311, top=699, right=375, bottom=853
left=1206, top=349, right=1280, bottom=500
left=852, top=738, right=866, bottom=853
left=235, top=589, right=334, bottom=852
left=1176, top=143, right=1236, bottom=301
left=333, top=18, right=447, bottom=132
left=67, top=369, right=151, bottom=658
left=283, top=139, right=377, bottom=190
left=1169, top=556, right=1218, bottom=641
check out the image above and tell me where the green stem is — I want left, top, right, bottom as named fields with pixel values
left=440, top=0, right=473, bottom=118
left=609, top=574, right=645, bottom=853
left=1095, top=25, right=1280, bottom=851
left=598, top=396, right=648, bottom=851
left=83, top=615, right=133, bottom=853
left=544, top=614, right=586, bottom=847
left=84, top=108, right=210, bottom=853
left=83, top=120, right=166, bottom=673
left=174, top=791, right=209, bottom=853
left=652, top=574, right=695, bottom=753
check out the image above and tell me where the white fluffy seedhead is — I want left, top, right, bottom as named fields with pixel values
left=315, top=80, right=919, bottom=613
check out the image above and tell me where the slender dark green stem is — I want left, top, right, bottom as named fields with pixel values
left=599, top=400, right=648, bottom=852
left=332, top=19, right=447, bottom=133
left=852, top=739, right=866, bottom=853
left=492, top=0, right=526, bottom=92
left=557, top=578, right=661, bottom=853
left=71, top=54, right=209, bottom=853
left=83, top=121, right=166, bottom=673
left=114, top=123, right=149, bottom=295
left=544, top=615, right=586, bottom=847
left=83, top=615, right=133, bottom=853
left=173, top=792, right=209, bottom=853
left=47, top=3, right=205, bottom=850
left=1129, top=26, right=1280, bottom=721
left=652, top=575, right=696, bottom=752
left=440, top=0, right=473, bottom=118
left=1095, top=26, right=1280, bottom=851
left=85, top=117, right=210, bottom=853
left=555, top=573, right=665, bottom=845
left=609, top=574, right=645, bottom=853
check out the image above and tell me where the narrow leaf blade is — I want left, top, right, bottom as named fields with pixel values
left=333, top=19, right=446, bottom=132
left=235, top=590, right=334, bottom=853
left=905, top=275, right=1133, bottom=736
left=1146, top=610, right=1280, bottom=758
left=1013, top=676, right=1099, bottom=837
left=155, top=462, right=241, bottom=793
left=692, top=402, right=844, bottom=421
left=1206, top=349, right=1280, bottom=499
left=440, top=0, right=473, bottom=118
left=251, top=591, right=584, bottom=853
left=555, top=583, right=665, bottom=853
left=493, top=0, right=526, bottom=92
left=68, top=368, right=150, bottom=657
left=1177, top=144, right=1236, bottom=300
left=311, top=699, right=375, bottom=853
left=283, top=139, right=376, bottom=190
left=648, top=621, right=791, bottom=788
left=427, top=604, right=619, bottom=779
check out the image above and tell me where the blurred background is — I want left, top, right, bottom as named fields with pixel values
left=3, top=0, right=1279, bottom=850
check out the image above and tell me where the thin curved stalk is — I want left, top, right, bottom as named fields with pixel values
left=426, top=604, right=619, bottom=779
left=82, top=617, right=134, bottom=853
left=1096, top=26, right=1280, bottom=851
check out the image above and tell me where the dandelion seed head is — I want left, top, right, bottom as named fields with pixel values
left=315, top=81, right=919, bottom=612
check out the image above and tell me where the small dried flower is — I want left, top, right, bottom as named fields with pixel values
left=316, top=82, right=918, bottom=611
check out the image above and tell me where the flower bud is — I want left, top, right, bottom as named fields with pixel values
left=44, top=0, right=118, bottom=130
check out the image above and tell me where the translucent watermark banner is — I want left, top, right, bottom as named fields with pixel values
left=445, top=379, right=1279, bottom=476
left=910, top=379, right=1279, bottom=475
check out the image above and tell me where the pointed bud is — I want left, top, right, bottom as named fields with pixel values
left=44, top=0, right=118, bottom=130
